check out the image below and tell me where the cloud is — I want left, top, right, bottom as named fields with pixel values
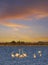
left=0, top=0, right=48, bottom=20
left=0, top=21, right=28, bottom=28
left=35, top=15, right=48, bottom=19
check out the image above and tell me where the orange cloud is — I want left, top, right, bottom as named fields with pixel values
left=0, top=0, right=48, bottom=20
left=0, top=6, right=48, bottom=20
left=0, top=21, right=28, bottom=28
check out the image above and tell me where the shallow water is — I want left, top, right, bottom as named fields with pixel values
left=0, top=46, right=48, bottom=65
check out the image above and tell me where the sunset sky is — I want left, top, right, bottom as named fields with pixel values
left=0, top=0, right=48, bottom=42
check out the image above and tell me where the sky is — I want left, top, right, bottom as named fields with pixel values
left=0, top=0, right=48, bottom=42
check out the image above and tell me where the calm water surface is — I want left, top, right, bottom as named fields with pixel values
left=0, top=46, right=48, bottom=65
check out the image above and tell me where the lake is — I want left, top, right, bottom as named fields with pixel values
left=0, top=46, right=48, bottom=65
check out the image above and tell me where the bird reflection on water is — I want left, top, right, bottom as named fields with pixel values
left=0, top=46, right=48, bottom=65
left=11, top=49, right=42, bottom=59
left=11, top=49, right=27, bottom=58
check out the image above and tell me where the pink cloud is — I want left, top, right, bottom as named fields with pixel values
left=0, top=21, right=28, bottom=28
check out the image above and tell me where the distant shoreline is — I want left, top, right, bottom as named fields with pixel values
left=0, top=41, right=48, bottom=46
left=0, top=45, right=48, bottom=46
